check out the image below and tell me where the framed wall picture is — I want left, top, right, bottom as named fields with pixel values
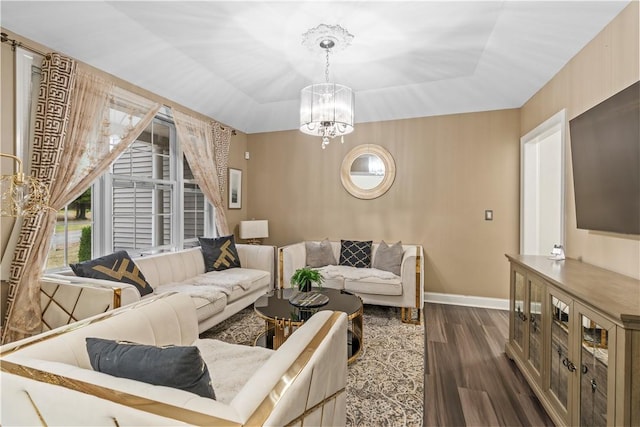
left=228, top=168, right=242, bottom=209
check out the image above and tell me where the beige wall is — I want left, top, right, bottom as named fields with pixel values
left=247, top=110, right=521, bottom=299
left=521, top=1, right=640, bottom=279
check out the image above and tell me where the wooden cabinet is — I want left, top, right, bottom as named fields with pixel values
left=508, top=265, right=544, bottom=386
left=505, top=255, right=640, bottom=426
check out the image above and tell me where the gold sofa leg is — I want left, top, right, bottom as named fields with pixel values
left=401, top=307, right=422, bottom=325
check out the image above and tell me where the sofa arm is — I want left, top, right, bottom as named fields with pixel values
left=44, top=273, right=142, bottom=306
left=400, top=245, right=425, bottom=309
left=278, top=242, right=306, bottom=288
left=236, top=244, right=276, bottom=287
left=231, top=311, right=347, bottom=426
left=40, top=277, right=125, bottom=332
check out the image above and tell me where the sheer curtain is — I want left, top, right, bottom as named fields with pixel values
left=2, top=61, right=161, bottom=343
left=173, top=110, right=231, bottom=236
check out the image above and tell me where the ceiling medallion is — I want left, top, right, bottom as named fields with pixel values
left=299, top=24, right=355, bottom=149
left=301, top=24, right=354, bottom=54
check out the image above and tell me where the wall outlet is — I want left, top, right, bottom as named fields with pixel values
left=485, top=210, right=493, bottom=221
left=244, top=151, right=250, bottom=160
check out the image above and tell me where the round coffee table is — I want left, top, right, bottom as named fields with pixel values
left=254, top=287, right=363, bottom=363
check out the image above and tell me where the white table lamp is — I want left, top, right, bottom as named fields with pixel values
left=240, top=220, right=269, bottom=244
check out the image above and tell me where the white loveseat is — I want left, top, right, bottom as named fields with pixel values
left=45, top=244, right=275, bottom=333
left=279, top=240, right=424, bottom=323
left=1, top=293, right=348, bottom=426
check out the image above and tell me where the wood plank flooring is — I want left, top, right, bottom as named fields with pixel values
left=424, top=303, right=555, bottom=426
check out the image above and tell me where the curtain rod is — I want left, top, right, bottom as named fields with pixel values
left=0, top=33, right=51, bottom=59
left=169, top=106, right=237, bottom=135
left=2, top=34, right=237, bottom=136
left=1, top=32, right=50, bottom=59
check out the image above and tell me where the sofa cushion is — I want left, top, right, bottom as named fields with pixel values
left=190, top=296, right=228, bottom=322
left=133, top=247, right=206, bottom=288
left=373, top=240, right=403, bottom=276
left=213, top=270, right=271, bottom=303
left=155, top=268, right=270, bottom=305
left=149, top=289, right=227, bottom=323
left=344, top=277, right=403, bottom=296
left=305, top=239, right=337, bottom=268
left=70, top=251, right=153, bottom=297
left=339, top=240, right=373, bottom=268
left=199, top=235, right=241, bottom=272
left=86, top=337, right=216, bottom=399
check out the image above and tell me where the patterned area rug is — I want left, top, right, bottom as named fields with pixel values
left=200, top=304, right=424, bottom=426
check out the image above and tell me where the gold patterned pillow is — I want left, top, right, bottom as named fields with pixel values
left=70, top=251, right=153, bottom=296
left=199, top=235, right=241, bottom=272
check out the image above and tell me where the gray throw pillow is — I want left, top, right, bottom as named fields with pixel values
left=373, top=240, right=403, bottom=276
left=305, top=239, right=337, bottom=267
left=86, top=337, right=216, bottom=399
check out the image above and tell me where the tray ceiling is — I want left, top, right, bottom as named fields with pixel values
left=0, top=1, right=631, bottom=133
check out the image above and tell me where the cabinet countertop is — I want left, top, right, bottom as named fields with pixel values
left=506, top=254, right=640, bottom=329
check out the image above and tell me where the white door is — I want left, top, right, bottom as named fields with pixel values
left=521, top=110, right=565, bottom=255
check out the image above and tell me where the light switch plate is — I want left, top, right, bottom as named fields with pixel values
left=485, top=210, right=493, bottom=221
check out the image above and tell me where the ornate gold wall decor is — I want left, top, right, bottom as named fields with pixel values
left=0, top=152, right=49, bottom=217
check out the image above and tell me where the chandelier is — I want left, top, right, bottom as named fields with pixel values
left=0, top=152, right=49, bottom=217
left=300, top=24, right=355, bottom=149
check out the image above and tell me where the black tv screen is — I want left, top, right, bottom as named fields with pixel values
left=569, top=80, right=639, bottom=235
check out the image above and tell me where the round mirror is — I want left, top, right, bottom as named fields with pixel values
left=341, top=144, right=395, bottom=199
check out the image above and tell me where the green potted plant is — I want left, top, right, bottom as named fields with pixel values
left=290, top=267, right=324, bottom=292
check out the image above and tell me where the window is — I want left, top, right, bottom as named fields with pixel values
left=183, top=158, right=209, bottom=248
left=46, top=191, right=93, bottom=270
left=46, top=112, right=215, bottom=270
left=91, top=111, right=215, bottom=260
left=110, top=119, right=175, bottom=255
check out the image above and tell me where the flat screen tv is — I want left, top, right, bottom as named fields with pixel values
left=569, top=80, right=639, bottom=235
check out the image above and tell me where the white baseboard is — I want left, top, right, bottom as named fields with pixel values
left=424, top=292, right=509, bottom=311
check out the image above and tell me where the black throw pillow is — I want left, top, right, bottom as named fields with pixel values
left=339, top=240, right=373, bottom=268
left=199, top=235, right=241, bottom=272
left=86, top=337, right=216, bottom=399
left=70, top=251, right=153, bottom=297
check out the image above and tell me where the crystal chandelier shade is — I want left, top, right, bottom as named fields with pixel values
left=300, top=83, right=354, bottom=146
left=299, top=24, right=355, bottom=149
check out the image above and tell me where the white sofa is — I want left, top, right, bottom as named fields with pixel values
left=1, top=293, right=348, bottom=426
left=45, top=244, right=275, bottom=333
left=279, top=241, right=424, bottom=323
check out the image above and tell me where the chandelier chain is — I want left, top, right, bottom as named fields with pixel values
left=325, top=48, right=330, bottom=83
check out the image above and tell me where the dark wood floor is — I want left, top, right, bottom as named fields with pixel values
left=423, top=303, right=555, bottom=426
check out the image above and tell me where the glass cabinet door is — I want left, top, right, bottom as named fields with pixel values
left=512, top=268, right=526, bottom=354
left=578, top=307, right=614, bottom=427
left=527, top=277, right=544, bottom=376
left=549, top=293, right=571, bottom=412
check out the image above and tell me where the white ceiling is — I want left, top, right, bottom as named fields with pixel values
left=0, top=1, right=631, bottom=134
